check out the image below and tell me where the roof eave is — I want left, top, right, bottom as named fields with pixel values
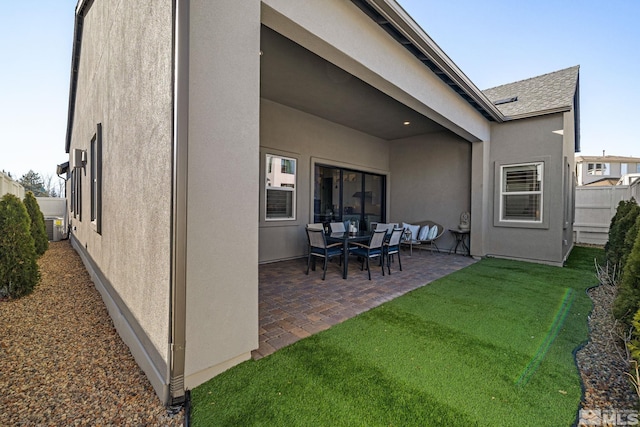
left=502, top=105, right=573, bottom=121
left=358, top=0, right=505, bottom=123
left=65, top=0, right=93, bottom=154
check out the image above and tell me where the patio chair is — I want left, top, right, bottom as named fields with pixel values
left=384, top=227, right=404, bottom=274
left=329, top=222, right=346, bottom=233
left=350, top=229, right=387, bottom=280
left=305, top=227, right=343, bottom=280
left=401, top=220, right=445, bottom=255
left=375, top=222, right=398, bottom=235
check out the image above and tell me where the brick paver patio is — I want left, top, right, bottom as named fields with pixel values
left=253, top=250, right=476, bottom=359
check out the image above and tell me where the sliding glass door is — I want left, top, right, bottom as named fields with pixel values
left=313, top=164, right=385, bottom=231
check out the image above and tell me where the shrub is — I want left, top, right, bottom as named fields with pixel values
left=23, top=191, right=48, bottom=257
left=613, top=214, right=640, bottom=324
left=628, top=309, right=640, bottom=362
left=623, top=212, right=640, bottom=270
left=0, top=194, right=40, bottom=298
left=628, top=310, right=640, bottom=400
left=606, top=198, right=639, bottom=269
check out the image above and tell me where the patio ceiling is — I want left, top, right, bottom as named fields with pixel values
left=260, top=26, right=448, bottom=140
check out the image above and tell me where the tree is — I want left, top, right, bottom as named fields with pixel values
left=43, top=173, right=65, bottom=197
left=0, top=194, right=40, bottom=298
left=23, top=192, right=48, bottom=256
left=18, top=170, right=47, bottom=197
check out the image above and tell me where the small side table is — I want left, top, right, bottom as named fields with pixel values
left=449, top=229, right=470, bottom=256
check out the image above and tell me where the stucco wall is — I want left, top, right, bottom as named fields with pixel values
left=485, top=114, right=567, bottom=265
left=259, top=99, right=389, bottom=263
left=261, top=0, right=491, bottom=144
left=389, top=131, right=472, bottom=251
left=184, top=0, right=261, bottom=389
left=67, top=0, right=173, bottom=394
left=562, top=109, right=577, bottom=259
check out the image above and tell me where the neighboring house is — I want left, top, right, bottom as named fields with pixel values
left=63, top=0, right=580, bottom=405
left=575, top=155, right=640, bottom=186
left=0, top=171, right=25, bottom=199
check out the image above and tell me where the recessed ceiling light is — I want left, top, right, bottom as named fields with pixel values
left=403, top=121, right=411, bottom=126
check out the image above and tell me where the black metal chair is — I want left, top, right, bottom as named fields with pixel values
left=306, top=227, right=343, bottom=280
left=384, top=227, right=404, bottom=274
left=350, top=229, right=387, bottom=280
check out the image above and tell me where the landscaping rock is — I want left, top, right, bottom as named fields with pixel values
left=576, top=283, right=638, bottom=411
left=0, top=241, right=183, bottom=426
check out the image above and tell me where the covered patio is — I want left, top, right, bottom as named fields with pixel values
left=253, top=251, right=476, bottom=359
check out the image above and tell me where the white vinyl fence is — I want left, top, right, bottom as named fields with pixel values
left=0, top=171, right=25, bottom=199
left=574, top=183, right=640, bottom=245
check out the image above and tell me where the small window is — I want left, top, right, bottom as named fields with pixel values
left=70, top=170, right=76, bottom=216
left=587, top=162, right=610, bottom=176
left=621, top=163, right=628, bottom=176
left=265, top=154, right=296, bottom=220
left=72, top=168, right=82, bottom=221
left=90, top=124, right=102, bottom=233
left=500, top=162, right=543, bottom=222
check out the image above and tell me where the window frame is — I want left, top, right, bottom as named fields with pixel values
left=587, top=162, right=610, bottom=176
left=499, top=162, right=544, bottom=224
left=265, top=154, right=297, bottom=221
left=90, top=123, right=102, bottom=233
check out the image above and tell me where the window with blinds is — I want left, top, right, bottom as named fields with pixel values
left=500, top=163, right=543, bottom=222
left=265, top=154, right=296, bottom=220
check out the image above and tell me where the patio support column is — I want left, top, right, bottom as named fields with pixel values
left=470, top=139, right=490, bottom=257
left=183, top=0, right=260, bottom=389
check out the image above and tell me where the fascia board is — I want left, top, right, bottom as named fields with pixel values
left=365, top=0, right=504, bottom=122
left=502, top=106, right=572, bottom=121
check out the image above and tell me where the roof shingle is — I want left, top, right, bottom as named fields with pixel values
left=482, top=65, right=579, bottom=118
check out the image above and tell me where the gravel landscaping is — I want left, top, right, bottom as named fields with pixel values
left=1, top=240, right=637, bottom=425
left=576, top=282, right=638, bottom=411
left=0, top=241, right=184, bottom=426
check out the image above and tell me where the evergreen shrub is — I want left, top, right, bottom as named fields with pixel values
left=613, top=214, right=640, bottom=324
left=606, top=198, right=639, bottom=270
left=0, top=194, right=40, bottom=298
left=23, top=191, right=48, bottom=256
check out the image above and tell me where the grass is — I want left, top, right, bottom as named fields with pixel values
left=191, top=246, right=604, bottom=426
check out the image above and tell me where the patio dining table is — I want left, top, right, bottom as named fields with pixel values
left=326, top=231, right=371, bottom=279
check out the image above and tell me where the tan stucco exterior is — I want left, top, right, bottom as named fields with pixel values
left=67, top=0, right=173, bottom=398
left=260, top=99, right=390, bottom=262
left=389, top=131, right=472, bottom=251
left=482, top=113, right=573, bottom=266
left=65, top=0, right=579, bottom=404
left=182, top=0, right=260, bottom=389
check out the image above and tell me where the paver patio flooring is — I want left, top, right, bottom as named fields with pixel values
left=253, top=250, right=476, bottom=358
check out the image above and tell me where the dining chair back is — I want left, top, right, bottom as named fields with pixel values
left=305, top=227, right=343, bottom=280
left=329, top=222, right=346, bottom=233
left=350, top=229, right=387, bottom=280
left=384, top=227, right=404, bottom=274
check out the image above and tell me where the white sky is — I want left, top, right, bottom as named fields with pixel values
left=1, top=1, right=638, bottom=180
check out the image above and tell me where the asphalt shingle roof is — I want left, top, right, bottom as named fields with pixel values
left=482, top=65, right=579, bottom=118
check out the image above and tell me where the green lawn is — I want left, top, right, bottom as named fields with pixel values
left=191, top=247, right=603, bottom=426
